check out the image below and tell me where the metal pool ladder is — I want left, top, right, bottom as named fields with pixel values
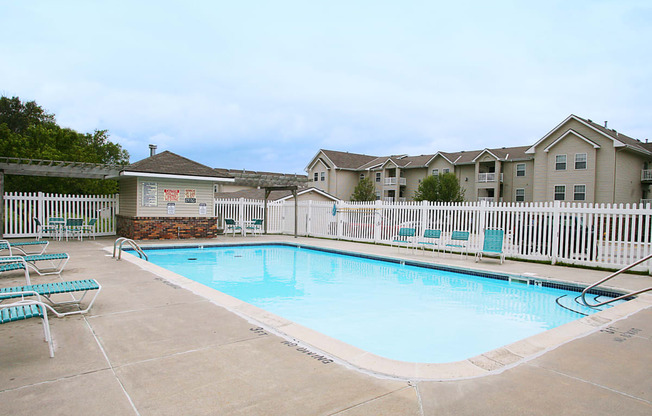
left=113, top=237, right=148, bottom=261
left=580, top=252, right=652, bottom=307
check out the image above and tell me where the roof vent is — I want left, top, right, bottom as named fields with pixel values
left=604, top=121, right=608, bottom=128
left=148, top=144, right=157, bottom=156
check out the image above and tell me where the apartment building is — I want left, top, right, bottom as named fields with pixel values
left=305, top=115, right=652, bottom=204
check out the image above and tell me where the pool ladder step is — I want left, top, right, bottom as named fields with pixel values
left=113, top=238, right=148, bottom=261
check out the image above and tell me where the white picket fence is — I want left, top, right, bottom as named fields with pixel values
left=3, top=192, right=119, bottom=238
left=215, top=198, right=652, bottom=272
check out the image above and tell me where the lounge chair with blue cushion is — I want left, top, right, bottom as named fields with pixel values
left=1, top=252, right=70, bottom=276
left=0, top=292, right=54, bottom=357
left=445, top=230, right=470, bottom=259
left=391, top=227, right=416, bottom=252
left=417, top=229, right=442, bottom=256
left=0, top=257, right=31, bottom=283
left=1, top=239, right=49, bottom=256
left=476, top=228, right=506, bottom=264
left=0, top=258, right=101, bottom=317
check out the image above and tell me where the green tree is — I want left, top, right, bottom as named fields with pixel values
left=0, top=96, right=129, bottom=194
left=414, top=173, right=465, bottom=202
left=350, top=178, right=377, bottom=201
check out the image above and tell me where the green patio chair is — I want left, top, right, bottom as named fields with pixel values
left=417, top=229, right=442, bottom=256
left=245, top=219, right=263, bottom=236
left=224, top=219, right=242, bottom=236
left=391, top=227, right=416, bottom=252
left=80, top=218, right=98, bottom=240
left=33, top=217, right=59, bottom=240
left=64, top=218, right=84, bottom=241
left=445, top=230, right=470, bottom=259
left=476, top=228, right=505, bottom=264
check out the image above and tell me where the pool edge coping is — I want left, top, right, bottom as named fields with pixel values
left=107, top=241, right=652, bottom=381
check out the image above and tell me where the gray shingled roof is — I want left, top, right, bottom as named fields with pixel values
left=126, top=151, right=232, bottom=178
left=320, top=150, right=378, bottom=169
left=576, top=115, right=651, bottom=154
left=359, top=154, right=436, bottom=170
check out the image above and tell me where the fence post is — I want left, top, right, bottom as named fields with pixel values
left=551, top=201, right=561, bottom=265
left=374, top=200, right=382, bottom=243
left=38, top=191, right=45, bottom=236
left=307, top=200, right=312, bottom=236
left=336, top=201, right=343, bottom=240
left=478, top=200, right=486, bottom=233
left=420, top=200, right=429, bottom=234
left=238, top=198, right=245, bottom=228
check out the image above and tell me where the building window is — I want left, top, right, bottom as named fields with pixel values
left=359, top=173, right=365, bottom=180
left=555, top=155, right=567, bottom=171
left=554, top=185, right=565, bottom=201
left=432, top=168, right=439, bottom=176
left=575, top=153, right=587, bottom=170
left=375, top=191, right=381, bottom=200
left=313, top=172, right=318, bottom=182
left=516, top=163, right=526, bottom=177
left=375, top=172, right=381, bottom=182
left=443, top=168, right=450, bottom=174
left=320, top=172, right=325, bottom=182
left=515, top=188, right=525, bottom=202
left=574, top=184, right=586, bottom=201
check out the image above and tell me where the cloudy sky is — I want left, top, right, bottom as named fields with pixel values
left=1, top=1, right=650, bottom=174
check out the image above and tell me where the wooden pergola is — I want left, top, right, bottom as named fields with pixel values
left=263, top=185, right=298, bottom=238
left=0, top=157, right=122, bottom=236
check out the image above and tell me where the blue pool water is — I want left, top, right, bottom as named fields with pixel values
left=145, top=244, right=619, bottom=363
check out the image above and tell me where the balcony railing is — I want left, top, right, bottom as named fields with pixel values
left=477, top=172, right=503, bottom=183
left=641, top=170, right=652, bottom=182
left=384, top=177, right=407, bottom=186
left=477, top=197, right=495, bottom=202
left=382, top=197, right=406, bottom=203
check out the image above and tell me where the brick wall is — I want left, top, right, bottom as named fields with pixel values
left=117, top=215, right=218, bottom=240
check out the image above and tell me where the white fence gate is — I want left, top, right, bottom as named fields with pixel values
left=215, top=198, right=652, bottom=272
left=3, top=192, right=118, bottom=238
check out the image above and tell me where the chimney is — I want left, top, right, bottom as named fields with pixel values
left=149, top=144, right=157, bottom=157
left=604, top=121, right=608, bottom=128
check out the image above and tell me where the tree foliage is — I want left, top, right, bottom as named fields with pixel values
left=0, top=96, right=129, bottom=194
left=414, top=173, right=465, bottom=202
left=350, top=177, right=377, bottom=201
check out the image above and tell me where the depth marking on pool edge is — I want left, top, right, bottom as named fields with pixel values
left=280, top=340, right=334, bottom=364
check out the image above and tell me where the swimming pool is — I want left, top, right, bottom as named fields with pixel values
left=144, top=243, right=623, bottom=364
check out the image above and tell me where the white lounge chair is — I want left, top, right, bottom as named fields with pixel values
left=0, top=239, right=49, bottom=256
left=0, top=258, right=101, bottom=317
left=0, top=292, right=54, bottom=357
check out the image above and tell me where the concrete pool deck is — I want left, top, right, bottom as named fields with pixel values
left=1, top=235, right=651, bottom=415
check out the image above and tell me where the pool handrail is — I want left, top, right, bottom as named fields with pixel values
left=580, top=252, right=652, bottom=307
left=113, top=237, right=148, bottom=261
